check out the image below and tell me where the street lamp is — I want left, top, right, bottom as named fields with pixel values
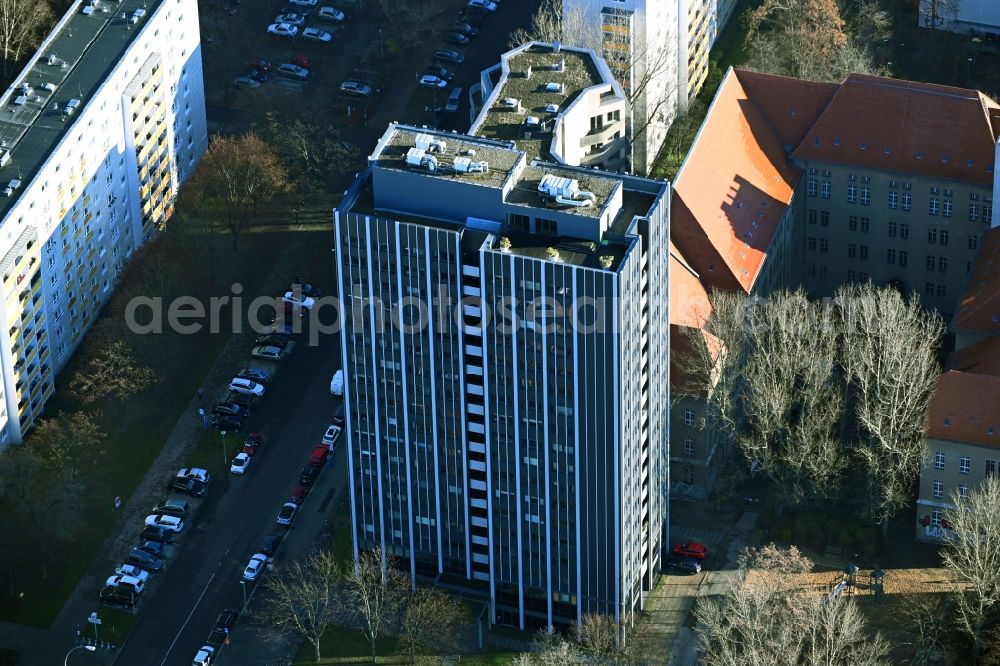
left=220, top=430, right=228, bottom=467
left=64, top=645, right=96, bottom=665
left=968, top=57, right=974, bottom=84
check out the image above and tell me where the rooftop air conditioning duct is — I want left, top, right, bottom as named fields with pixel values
left=453, top=157, right=489, bottom=174
left=537, top=174, right=596, bottom=208
left=406, top=147, right=439, bottom=172
left=543, top=82, right=562, bottom=93
left=414, top=132, right=446, bottom=153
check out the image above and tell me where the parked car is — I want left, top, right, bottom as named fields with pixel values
left=139, top=525, right=176, bottom=544
left=252, top=345, right=285, bottom=361
left=243, top=553, right=268, bottom=581
left=665, top=554, right=702, bottom=575
left=317, top=5, right=345, bottom=20
left=145, top=514, right=184, bottom=532
left=245, top=58, right=273, bottom=73
left=274, top=13, right=306, bottom=26
left=672, top=542, right=708, bottom=561
left=445, top=86, right=463, bottom=113
left=330, top=369, right=344, bottom=396
left=237, top=367, right=272, bottom=385
left=114, top=564, right=150, bottom=581
left=291, top=281, right=322, bottom=297
left=425, top=65, right=454, bottom=81
left=290, top=484, right=310, bottom=504
left=169, top=477, right=207, bottom=497
left=443, top=31, right=470, bottom=46
left=276, top=502, right=298, bottom=526
left=214, top=609, right=240, bottom=634
left=339, top=80, right=372, bottom=97
left=434, top=49, right=464, bottom=64
left=106, top=574, right=146, bottom=594
left=309, top=444, right=329, bottom=466
left=333, top=402, right=345, bottom=425
left=322, top=424, right=342, bottom=448
left=289, top=0, right=317, bottom=5
left=260, top=531, right=284, bottom=556
left=302, top=27, right=333, bottom=42
left=178, top=468, right=211, bottom=483
left=254, top=333, right=290, bottom=350
left=419, top=74, right=448, bottom=89
left=127, top=548, right=164, bottom=573
left=192, top=646, right=216, bottom=666
left=136, top=540, right=165, bottom=557
left=211, top=414, right=245, bottom=432
left=266, top=22, right=298, bottom=36
left=100, top=585, right=137, bottom=608
left=229, top=378, right=265, bottom=397
left=299, top=464, right=320, bottom=486
left=289, top=54, right=313, bottom=69
left=227, top=392, right=256, bottom=411
left=230, top=76, right=260, bottom=90
left=452, top=21, right=479, bottom=36
left=243, top=432, right=264, bottom=456
left=213, top=402, right=248, bottom=418
left=277, top=62, right=310, bottom=80
left=230, top=452, right=251, bottom=475
left=282, top=291, right=315, bottom=309
left=153, top=499, right=190, bottom=518
left=466, top=0, right=496, bottom=12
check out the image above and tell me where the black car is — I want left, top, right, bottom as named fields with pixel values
left=299, top=464, right=321, bottom=486
left=168, top=477, right=207, bottom=497
left=139, top=525, right=176, bottom=544
left=290, top=281, right=322, bottom=298
left=254, top=334, right=290, bottom=350
left=211, top=415, right=244, bottom=432
left=260, top=531, right=284, bottom=557
left=214, top=609, right=240, bottom=634
left=333, top=402, right=345, bottom=426
left=665, top=554, right=702, bottom=575
left=458, top=8, right=487, bottom=25
left=100, top=585, right=137, bottom=608
left=443, top=31, right=470, bottom=46
left=127, top=548, right=164, bottom=573
left=434, top=49, right=464, bottom=65
left=227, top=392, right=256, bottom=411
left=213, top=402, right=249, bottom=418
left=136, top=540, right=165, bottom=557
left=452, top=21, right=479, bottom=36
left=237, top=367, right=272, bottom=385
left=424, top=65, right=454, bottom=81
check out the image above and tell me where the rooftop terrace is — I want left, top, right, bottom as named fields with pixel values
left=0, top=0, right=164, bottom=222
left=473, top=44, right=606, bottom=162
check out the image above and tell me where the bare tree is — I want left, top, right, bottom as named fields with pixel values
left=263, top=112, right=360, bottom=190
left=398, top=586, right=465, bottom=663
left=898, top=595, right=956, bottom=665
left=32, top=411, right=104, bottom=477
left=919, top=0, right=961, bottom=30
left=0, top=0, right=51, bottom=85
left=256, top=549, right=344, bottom=662
left=837, top=283, right=944, bottom=532
left=342, top=548, right=410, bottom=664
left=69, top=339, right=156, bottom=407
left=941, top=478, right=1000, bottom=660
left=192, top=133, right=287, bottom=249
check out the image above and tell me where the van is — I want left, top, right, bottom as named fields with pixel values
left=445, top=87, right=463, bottom=113
left=330, top=369, right=344, bottom=396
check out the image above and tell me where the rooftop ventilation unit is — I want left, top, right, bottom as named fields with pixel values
left=537, top=174, right=596, bottom=208
left=525, top=116, right=540, bottom=127
left=552, top=41, right=561, bottom=53
left=499, top=97, right=521, bottom=112
left=543, top=82, right=562, bottom=93
left=414, top=132, right=446, bottom=153
left=406, top=147, right=439, bottom=171
left=544, top=103, right=559, bottom=113
left=453, top=157, right=489, bottom=174
left=3, top=179, right=21, bottom=197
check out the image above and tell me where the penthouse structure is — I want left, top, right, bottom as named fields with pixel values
left=0, top=0, right=207, bottom=445
left=335, top=124, right=670, bottom=628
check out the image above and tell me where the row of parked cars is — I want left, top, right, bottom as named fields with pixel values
left=99, top=472, right=209, bottom=609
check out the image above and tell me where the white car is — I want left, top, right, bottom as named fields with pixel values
left=243, top=553, right=268, bottom=581
left=274, top=13, right=306, bottom=26
left=322, top=424, right=342, bottom=447
left=178, top=467, right=211, bottom=483
left=251, top=345, right=285, bottom=361
left=419, top=75, right=447, bottom=89
left=282, top=292, right=315, bottom=310
left=267, top=22, right=298, bottom=36
left=114, top=564, right=150, bottom=583
left=276, top=502, right=298, bottom=526
left=339, top=80, right=371, bottom=97
left=467, top=0, right=497, bottom=10
left=302, top=27, right=333, bottom=42
left=231, top=76, right=261, bottom=90
left=289, top=0, right=317, bottom=5
left=145, top=514, right=184, bottom=532
left=230, top=452, right=251, bottom=475
left=192, top=645, right=217, bottom=666
left=106, top=574, right=146, bottom=593
left=229, top=378, right=265, bottom=396
left=277, top=63, right=311, bottom=80
left=317, top=6, right=345, bottom=20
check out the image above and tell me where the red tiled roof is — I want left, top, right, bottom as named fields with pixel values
left=953, top=226, right=1000, bottom=335
left=734, top=70, right=838, bottom=151
left=926, top=371, right=1000, bottom=447
left=669, top=243, right=712, bottom=328
left=671, top=69, right=799, bottom=294
left=791, top=74, right=999, bottom=187
left=948, top=335, right=1000, bottom=376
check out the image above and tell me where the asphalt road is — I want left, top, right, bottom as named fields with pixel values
left=115, top=319, right=343, bottom=666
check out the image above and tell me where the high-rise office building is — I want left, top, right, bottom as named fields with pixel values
left=0, top=0, right=207, bottom=446
left=335, top=124, right=670, bottom=628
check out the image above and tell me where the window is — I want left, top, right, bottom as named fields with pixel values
left=860, top=217, right=869, bottom=233
left=937, top=283, right=947, bottom=298
left=960, top=456, right=971, bottom=474
left=683, top=410, right=695, bottom=426
left=860, top=245, right=868, bottom=260
left=847, top=184, right=857, bottom=203
left=887, top=249, right=896, bottom=264
left=929, top=197, right=939, bottom=215
left=888, top=221, right=897, bottom=237
left=848, top=244, right=857, bottom=259
left=925, top=283, right=935, bottom=296
left=683, top=465, right=695, bottom=485
left=888, top=192, right=898, bottom=209
left=943, top=200, right=953, bottom=218
left=940, top=230, right=949, bottom=246
left=807, top=237, right=817, bottom=251
left=933, top=480, right=943, bottom=498
left=970, top=203, right=980, bottom=221
left=959, top=485, right=969, bottom=501
left=927, top=256, right=936, bottom=271
left=847, top=270, right=856, bottom=281
left=848, top=215, right=858, bottom=231
left=860, top=186, right=870, bottom=206
left=931, top=509, right=942, bottom=527
left=928, top=229, right=938, bottom=244
left=820, top=211, right=829, bottom=226
left=808, top=178, right=817, bottom=196
left=808, top=209, right=817, bottom=225
left=821, top=181, right=831, bottom=199
left=902, top=192, right=912, bottom=210
left=939, top=257, right=948, bottom=273
left=934, top=451, right=945, bottom=469
left=819, top=239, right=828, bottom=253
left=899, top=250, right=908, bottom=266
left=684, top=439, right=694, bottom=455
left=901, top=223, right=910, bottom=239
left=984, top=203, right=993, bottom=223
left=987, top=460, right=996, bottom=478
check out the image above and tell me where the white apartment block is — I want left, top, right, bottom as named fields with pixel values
left=0, top=0, right=207, bottom=446
left=919, top=0, right=1000, bottom=35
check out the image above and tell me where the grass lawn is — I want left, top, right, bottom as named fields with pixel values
left=89, top=607, right=140, bottom=646
left=332, top=526, right=353, bottom=565
left=292, top=625, right=399, bottom=664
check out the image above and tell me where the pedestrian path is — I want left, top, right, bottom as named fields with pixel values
left=670, top=525, right=724, bottom=547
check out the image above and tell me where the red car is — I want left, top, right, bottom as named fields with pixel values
left=672, top=542, right=708, bottom=560
left=288, top=54, right=312, bottom=70
left=290, top=484, right=310, bottom=504
left=308, top=444, right=329, bottom=466
left=242, top=432, right=264, bottom=456
left=245, top=58, right=272, bottom=73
